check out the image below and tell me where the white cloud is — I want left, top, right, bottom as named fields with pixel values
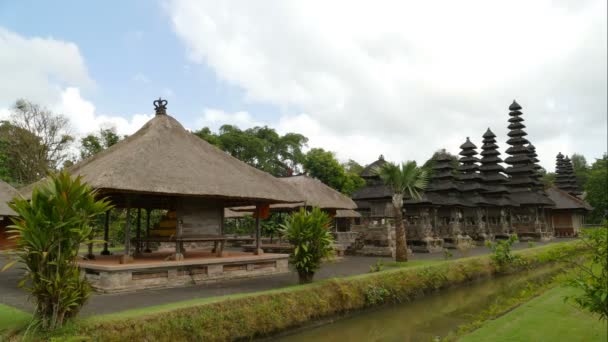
left=0, top=28, right=152, bottom=140
left=56, top=87, right=152, bottom=136
left=167, top=0, right=607, bottom=170
left=0, top=27, right=94, bottom=106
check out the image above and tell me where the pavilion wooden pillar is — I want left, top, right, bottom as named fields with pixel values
left=101, top=210, right=111, bottom=255
left=135, top=208, right=142, bottom=255
left=144, top=208, right=152, bottom=253
left=121, top=199, right=133, bottom=264
left=255, top=205, right=262, bottom=255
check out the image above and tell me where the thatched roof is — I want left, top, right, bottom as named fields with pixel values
left=224, top=208, right=251, bottom=219
left=22, top=112, right=302, bottom=205
left=273, top=175, right=356, bottom=210
left=546, top=187, right=592, bottom=211
left=335, top=209, right=361, bottom=218
left=0, top=180, right=19, bottom=217
left=232, top=175, right=357, bottom=211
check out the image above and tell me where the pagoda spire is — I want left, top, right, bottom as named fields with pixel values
left=561, top=156, right=582, bottom=196
left=458, top=137, right=489, bottom=205
left=479, top=128, right=511, bottom=205
left=527, top=143, right=543, bottom=191
left=504, top=101, right=538, bottom=192
left=426, top=151, right=468, bottom=206
left=554, top=153, right=577, bottom=194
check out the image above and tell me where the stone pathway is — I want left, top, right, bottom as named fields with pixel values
left=0, top=239, right=572, bottom=316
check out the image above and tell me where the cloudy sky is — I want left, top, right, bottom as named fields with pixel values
left=1, top=0, right=606, bottom=170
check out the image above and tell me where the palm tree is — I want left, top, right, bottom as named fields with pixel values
left=374, top=161, right=428, bottom=262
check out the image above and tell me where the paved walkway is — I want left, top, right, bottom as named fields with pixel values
left=0, top=239, right=572, bottom=316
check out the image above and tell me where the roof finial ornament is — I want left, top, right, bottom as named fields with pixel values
left=379, top=154, right=384, bottom=161
left=153, top=97, right=168, bottom=115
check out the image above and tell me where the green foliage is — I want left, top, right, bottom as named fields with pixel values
left=79, top=128, right=122, bottom=160
left=364, top=284, right=391, bottom=305
left=47, top=242, right=583, bottom=342
left=369, top=259, right=385, bottom=273
left=4, top=171, right=112, bottom=330
left=485, top=235, right=520, bottom=269
left=527, top=241, right=537, bottom=248
left=443, top=248, right=454, bottom=260
left=303, top=148, right=365, bottom=195
left=373, top=161, right=429, bottom=202
left=422, top=149, right=459, bottom=175
left=280, top=207, right=334, bottom=283
left=0, top=100, right=74, bottom=185
left=564, top=228, right=608, bottom=320
left=194, top=125, right=308, bottom=176
left=374, top=160, right=428, bottom=262
left=585, top=154, right=608, bottom=224
left=570, top=153, right=590, bottom=187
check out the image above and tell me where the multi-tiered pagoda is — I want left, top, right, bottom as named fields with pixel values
left=457, top=137, right=491, bottom=243
left=351, top=100, right=592, bottom=255
left=479, top=128, right=515, bottom=237
left=554, top=154, right=582, bottom=196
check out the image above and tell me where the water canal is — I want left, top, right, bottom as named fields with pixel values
left=270, top=263, right=565, bottom=342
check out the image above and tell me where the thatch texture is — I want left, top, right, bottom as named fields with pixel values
left=232, top=175, right=357, bottom=211
left=22, top=114, right=302, bottom=204
left=0, top=180, right=19, bottom=217
left=224, top=208, right=251, bottom=219
left=546, top=187, right=592, bottom=211
left=335, top=209, right=361, bottom=218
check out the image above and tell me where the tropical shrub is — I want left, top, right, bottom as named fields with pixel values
left=565, top=227, right=608, bottom=320
left=280, top=207, right=334, bottom=284
left=486, top=235, right=520, bottom=269
left=4, top=171, right=112, bottom=330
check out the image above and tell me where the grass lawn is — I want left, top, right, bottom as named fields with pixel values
left=460, top=286, right=607, bottom=342
left=0, top=304, right=31, bottom=336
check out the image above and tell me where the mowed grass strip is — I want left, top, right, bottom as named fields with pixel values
left=0, top=304, right=31, bottom=336
left=460, top=286, right=608, bottom=342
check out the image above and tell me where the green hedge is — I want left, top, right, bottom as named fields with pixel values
left=66, top=241, right=582, bottom=341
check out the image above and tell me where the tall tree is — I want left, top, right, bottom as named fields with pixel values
left=586, top=154, right=608, bottom=224
left=10, top=100, right=74, bottom=170
left=0, top=100, right=74, bottom=185
left=374, top=161, right=428, bottom=262
left=303, top=148, right=365, bottom=195
left=571, top=153, right=590, bottom=188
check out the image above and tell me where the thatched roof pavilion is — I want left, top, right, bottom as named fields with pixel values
left=232, top=175, right=357, bottom=213
left=0, top=180, right=18, bottom=218
left=22, top=99, right=302, bottom=259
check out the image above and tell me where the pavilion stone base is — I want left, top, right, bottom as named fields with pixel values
left=471, top=233, right=494, bottom=246
left=517, top=231, right=554, bottom=242
left=408, top=237, right=444, bottom=253
left=443, top=235, right=473, bottom=249
left=80, top=253, right=289, bottom=293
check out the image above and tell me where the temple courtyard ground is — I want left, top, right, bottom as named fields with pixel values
left=0, top=239, right=573, bottom=316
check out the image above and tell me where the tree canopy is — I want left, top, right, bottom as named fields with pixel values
left=585, top=154, right=607, bottom=224
left=194, top=125, right=308, bottom=177
left=302, top=148, right=365, bottom=195
left=79, top=128, right=122, bottom=160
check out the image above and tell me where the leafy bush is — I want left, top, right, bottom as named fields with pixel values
left=364, top=285, right=391, bottom=305
left=4, top=171, right=112, bottom=330
left=486, top=235, right=520, bottom=269
left=565, top=227, right=608, bottom=320
left=369, top=259, right=385, bottom=273
left=281, top=207, right=334, bottom=283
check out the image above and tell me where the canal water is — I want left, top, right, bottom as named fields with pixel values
left=271, top=264, right=564, bottom=342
